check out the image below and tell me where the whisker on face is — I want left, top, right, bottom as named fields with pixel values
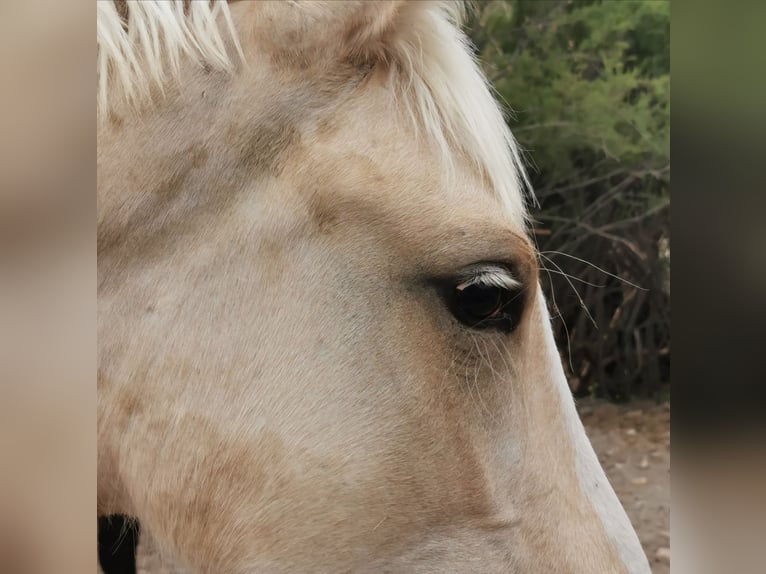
left=467, top=334, right=498, bottom=424
left=541, top=250, right=648, bottom=291
left=539, top=267, right=609, bottom=288
left=539, top=253, right=597, bottom=330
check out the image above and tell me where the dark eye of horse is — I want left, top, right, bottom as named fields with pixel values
left=449, top=281, right=523, bottom=333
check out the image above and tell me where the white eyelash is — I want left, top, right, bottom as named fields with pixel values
left=455, top=266, right=521, bottom=292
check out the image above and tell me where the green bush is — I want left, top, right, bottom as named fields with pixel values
left=467, top=0, right=670, bottom=400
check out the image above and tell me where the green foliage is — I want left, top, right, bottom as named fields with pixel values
left=471, top=0, right=669, bottom=185
left=467, top=0, right=670, bottom=399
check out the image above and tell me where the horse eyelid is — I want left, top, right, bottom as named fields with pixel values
left=455, top=265, right=522, bottom=292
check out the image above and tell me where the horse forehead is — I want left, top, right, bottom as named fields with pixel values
left=297, top=179, right=531, bottom=260
left=287, top=137, right=515, bottom=232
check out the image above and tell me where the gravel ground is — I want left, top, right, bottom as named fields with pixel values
left=578, top=398, right=671, bottom=574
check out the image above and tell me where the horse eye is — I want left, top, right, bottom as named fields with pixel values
left=449, top=278, right=523, bottom=333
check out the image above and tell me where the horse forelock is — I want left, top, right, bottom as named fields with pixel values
left=96, top=1, right=242, bottom=117
left=97, top=0, right=534, bottom=227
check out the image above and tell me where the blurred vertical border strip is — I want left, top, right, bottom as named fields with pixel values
left=0, top=1, right=96, bottom=573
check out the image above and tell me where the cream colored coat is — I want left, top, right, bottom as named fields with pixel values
left=97, top=2, right=651, bottom=572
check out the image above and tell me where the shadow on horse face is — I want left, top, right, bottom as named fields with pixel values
left=98, top=515, right=138, bottom=574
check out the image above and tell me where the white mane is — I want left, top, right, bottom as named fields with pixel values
left=383, top=1, right=533, bottom=222
left=97, top=1, right=242, bottom=116
left=96, top=0, right=533, bottom=223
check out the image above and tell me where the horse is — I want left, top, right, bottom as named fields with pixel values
left=97, top=1, right=652, bottom=572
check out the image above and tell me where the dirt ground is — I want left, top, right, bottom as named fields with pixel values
left=123, top=399, right=670, bottom=573
left=577, top=398, right=671, bottom=574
